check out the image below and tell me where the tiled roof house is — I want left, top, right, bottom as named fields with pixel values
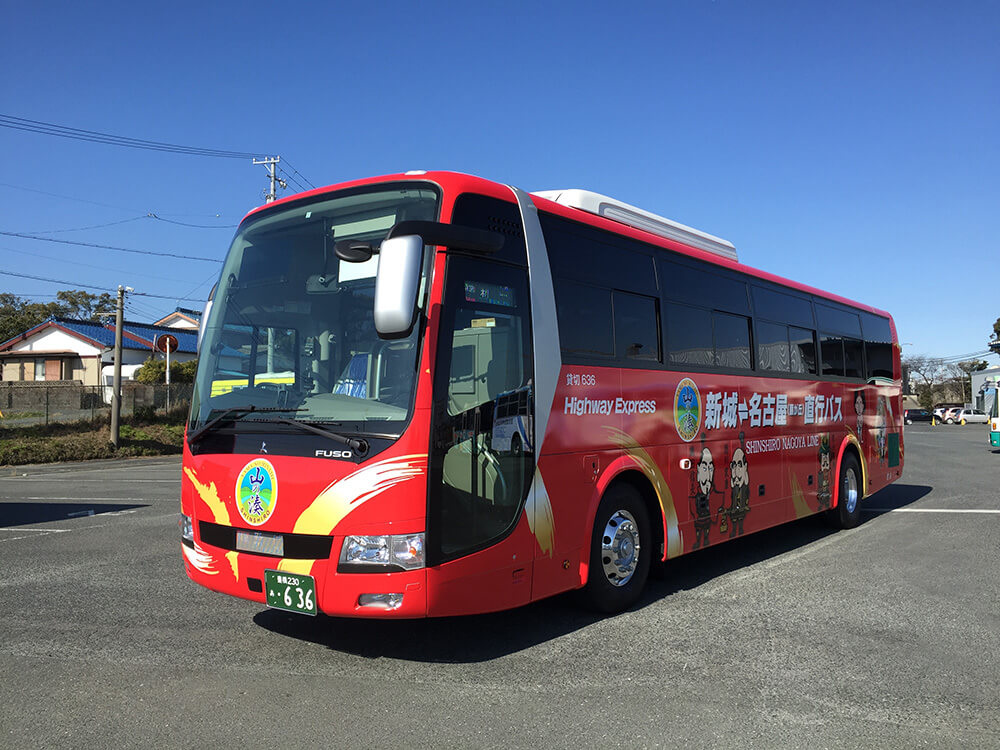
left=0, top=317, right=197, bottom=385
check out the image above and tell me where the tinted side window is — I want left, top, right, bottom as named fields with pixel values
left=843, top=337, right=864, bottom=379
left=555, top=281, right=613, bottom=357
left=662, top=259, right=749, bottom=314
left=714, top=312, right=752, bottom=370
left=821, top=334, right=845, bottom=377
left=790, top=326, right=817, bottom=374
left=541, top=213, right=656, bottom=295
left=666, top=303, right=712, bottom=367
left=752, top=286, right=814, bottom=328
left=816, top=303, right=861, bottom=337
left=757, top=321, right=790, bottom=372
left=614, top=292, right=660, bottom=362
left=862, top=313, right=894, bottom=380
left=450, top=193, right=526, bottom=266
left=866, top=341, right=894, bottom=379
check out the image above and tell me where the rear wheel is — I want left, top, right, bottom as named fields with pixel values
left=582, top=484, right=650, bottom=613
left=826, top=453, right=862, bottom=529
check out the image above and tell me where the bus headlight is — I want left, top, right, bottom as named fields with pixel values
left=339, top=533, right=425, bottom=571
left=180, top=513, right=194, bottom=545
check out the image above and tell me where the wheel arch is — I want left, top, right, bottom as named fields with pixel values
left=833, top=435, right=866, bottom=509
left=580, top=460, right=664, bottom=587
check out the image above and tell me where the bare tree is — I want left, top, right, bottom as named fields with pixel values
left=903, top=355, right=949, bottom=409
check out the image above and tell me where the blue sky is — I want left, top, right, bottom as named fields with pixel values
left=2, top=0, right=997, bottom=364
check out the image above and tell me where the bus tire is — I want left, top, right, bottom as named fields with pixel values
left=582, top=483, right=650, bottom=613
left=826, top=453, right=862, bottom=529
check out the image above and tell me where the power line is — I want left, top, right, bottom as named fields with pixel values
left=0, top=113, right=269, bottom=160
left=0, top=245, right=190, bottom=282
left=0, top=230, right=222, bottom=262
left=28, top=216, right=147, bottom=234
left=278, top=168, right=310, bottom=193
left=147, top=214, right=237, bottom=229
left=281, top=159, right=316, bottom=189
left=0, top=269, right=203, bottom=301
left=0, top=181, right=231, bottom=218
left=0, top=269, right=118, bottom=293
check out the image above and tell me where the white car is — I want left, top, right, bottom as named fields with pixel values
left=955, top=408, right=988, bottom=425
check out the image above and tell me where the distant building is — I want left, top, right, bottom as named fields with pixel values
left=153, top=307, right=201, bottom=330
left=0, top=317, right=197, bottom=386
left=973, top=366, right=1000, bottom=411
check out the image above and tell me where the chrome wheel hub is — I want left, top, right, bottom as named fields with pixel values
left=601, top=510, right=640, bottom=587
left=845, top=467, right=859, bottom=514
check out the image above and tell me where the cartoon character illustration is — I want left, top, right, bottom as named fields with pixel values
left=722, top=433, right=751, bottom=538
left=689, top=446, right=720, bottom=550
left=854, top=390, right=865, bottom=443
left=817, top=433, right=832, bottom=510
left=875, top=397, right=888, bottom=463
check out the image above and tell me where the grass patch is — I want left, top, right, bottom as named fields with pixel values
left=0, top=409, right=188, bottom=466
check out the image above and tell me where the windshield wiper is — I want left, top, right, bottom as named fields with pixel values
left=262, top=416, right=369, bottom=456
left=187, top=406, right=303, bottom=444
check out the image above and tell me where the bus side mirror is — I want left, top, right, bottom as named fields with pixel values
left=374, top=235, right=423, bottom=339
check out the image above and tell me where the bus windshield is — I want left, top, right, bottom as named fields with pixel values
left=189, top=185, right=439, bottom=437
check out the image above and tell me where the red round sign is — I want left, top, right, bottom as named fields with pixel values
left=156, top=333, right=179, bottom=353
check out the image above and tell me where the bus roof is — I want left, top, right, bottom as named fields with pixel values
left=532, top=189, right=738, bottom=262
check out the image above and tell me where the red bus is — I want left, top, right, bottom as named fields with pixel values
left=180, top=171, right=903, bottom=617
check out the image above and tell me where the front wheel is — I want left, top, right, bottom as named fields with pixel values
left=826, top=453, right=862, bottom=529
left=582, top=483, right=651, bottom=613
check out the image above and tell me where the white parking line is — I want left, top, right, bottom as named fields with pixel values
left=0, top=478, right=175, bottom=483
left=0, top=511, right=174, bottom=543
left=0, top=497, right=156, bottom=502
left=865, top=508, right=1000, bottom=514
left=0, top=527, right=71, bottom=533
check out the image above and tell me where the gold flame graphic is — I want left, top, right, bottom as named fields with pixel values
left=183, top=466, right=230, bottom=525
left=606, top=427, right=683, bottom=558
left=526, top=470, right=555, bottom=557
left=292, top=454, right=427, bottom=536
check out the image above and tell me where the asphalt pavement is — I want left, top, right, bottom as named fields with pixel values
left=1, top=425, right=998, bottom=749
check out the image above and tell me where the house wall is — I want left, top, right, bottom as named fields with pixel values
left=0, top=354, right=103, bottom=385
left=10, top=327, right=98, bottom=355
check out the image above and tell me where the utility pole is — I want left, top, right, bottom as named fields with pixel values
left=109, top=285, right=131, bottom=448
left=253, top=156, right=286, bottom=203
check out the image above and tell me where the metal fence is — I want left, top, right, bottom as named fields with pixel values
left=0, top=382, right=193, bottom=427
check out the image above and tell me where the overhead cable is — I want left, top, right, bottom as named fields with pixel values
left=0, top=230, right=222, bottom=263
left=280, top=159, right=316, bottom=189
left=0, top=269, right=202, bottom=300
left=0, top=113, right=269, bottom=159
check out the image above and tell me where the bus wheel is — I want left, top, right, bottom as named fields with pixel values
left=826, top=453, right=862, bottom=529
left=510, top=434, right=522, bottom=457
left=583, top=483, right=650, bottom=613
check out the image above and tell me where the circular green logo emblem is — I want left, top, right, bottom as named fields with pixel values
left=235, top=458, right=277, bottom=526
left=674, top=378, right=701, bottom=443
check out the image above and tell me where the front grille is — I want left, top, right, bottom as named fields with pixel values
left=198, top=521, right=334, bottom=559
